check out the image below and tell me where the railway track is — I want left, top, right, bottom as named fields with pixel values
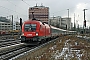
left=0, top=44, right=25, bottom=56
left=0, top=34, right=20, bottom=40
left=0, top=36, right=59, bottom=60
left=0, top=39, right=15, bottom=42
left=0, top=39, right=25, bottom=60
left=77, top=35, right=90, bottom=42
left=0, top=39, right=20, bottom=48
left=0, top=43, right=38, bottom=60
left=0, top=44, right=31, bottom=60
left=0, top=34, right=89, bottom=60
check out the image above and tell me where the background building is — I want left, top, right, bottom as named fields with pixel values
left=0, top=17, right=10, bottom=22
left=49, top=16, right=61, bottom=28
left=29, top=5, right=49, bottom=23
left=49, top=16, right=71, bottom=30
left=61, top=17, right=71, bottom=30
left=0, top=17, right=21, bottom=32
left=0, top=22, right=20, bottom=31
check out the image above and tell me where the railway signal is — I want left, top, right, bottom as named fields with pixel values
left=66, top=25, right=67, bottom=29
left=20, top=18, right=22, bottom=29
left=84, top=20, right=86, bottom=27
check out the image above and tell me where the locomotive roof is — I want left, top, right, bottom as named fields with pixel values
left=51, top=26, right=76, bottom=32
left=51, top=26, right=66, bottom=31
left=24, top=20, right=42, bottom=24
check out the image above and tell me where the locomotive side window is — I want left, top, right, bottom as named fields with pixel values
left=24, top=24, right=36, bottom=31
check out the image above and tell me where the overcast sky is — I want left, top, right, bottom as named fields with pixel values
left=0, top=0, right=90, bottom=27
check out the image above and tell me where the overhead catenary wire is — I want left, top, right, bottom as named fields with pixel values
left=6, top=0, right=27, bottom=12
left=0, top=5, right=25, bottom=16
left=0, top=5, right=28, bottom=23
left=51, top=0, right=90, bottom=16
left=1, top=0, right=90, bottom=19
left=0, top=5, right=17, bottom=14
left=21, top=0, right=30, bottom=6
left=0, top=0, right=77, bottom=17
left=0, top=0, right=29, bottom=19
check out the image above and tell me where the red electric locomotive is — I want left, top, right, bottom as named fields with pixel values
left=21, top=19, right=51, bottom=45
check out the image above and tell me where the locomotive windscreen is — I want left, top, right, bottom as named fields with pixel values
left=24, top=24, right=36, bottom=31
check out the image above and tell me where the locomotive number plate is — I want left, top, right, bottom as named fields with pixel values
left=27, top=34, right=32, bottom=36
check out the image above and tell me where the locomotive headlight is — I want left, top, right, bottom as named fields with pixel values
left=36, top=32, right=38, bottom=36
left=22, top=33, right=24, bottom=35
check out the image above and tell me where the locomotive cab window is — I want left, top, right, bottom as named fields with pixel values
left=24, top=24, right=36, bottom=31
